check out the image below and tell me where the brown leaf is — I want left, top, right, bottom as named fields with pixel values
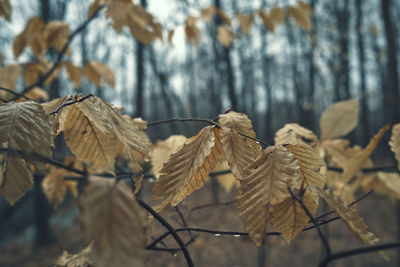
left=153, top=126, right=223, bottom=207
left=389, top=123, right=400, bottom=169
left=0, top=64, right=21, bottom=97
left=66, top=62, right=82, bottom=88
left=84, top=61, right=115, bottom=87
left=237, top=13, right=254, bottom=36
left=217, top=25, right=238, bottom=47
left=25, top=87, right=49, bottom=101
left=298, top=1, right=313, bottom=14
left=80, top=176, right=146, bottom=267
left=319, top=187, right=380, bottom=246
left=13, top=17, right=46, bottom=58
left=151, top=135, right=187, bottom=178
left=185, top=16, right=200, bottom=46
left=24, top=63, right=45, bottom=87
left=269, top=6, right=285, bottom=24
left=44, top=21, right=71, bottom=52
left=0, top=102, right=53, bottom=204
left=341, top=125, right=390, bottom=183
left=88, top=0, right=105, bottom=18
left=0, top=0, right=11, bottom=21
left=258, top=9, right=275, bottom=33
left=201, top=5, right=215, bottom=23
left=270, top=190, right=318, bottom=242
left=320, top=98, right=359, bottom=141
left=275, top=123, right=319, bottom=148
left=288, top=5, right=312, bottom=31
left=363, top=172, right=400, bottom=200
left=237, top=145, right=300, bottom=246
left=56, top=243, right=93, bottom=267
left=216, top=8, right=231, bottom=25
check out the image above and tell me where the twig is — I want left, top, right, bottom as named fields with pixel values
left=136, top=198, right=194, bottom=267
left=0, top=97, right=9, bottom=103
left=0, top=87, right=31, bottom=100
left=148, top=117, right=220, bottom=127
left=288, top=187, right=331, bottom=255
left=49, top=94, right=93, bottom=115
left=13, top=5, right=105, bottom=99
left=189, top=200, right=236, bottom=213
left=318, top=241, right=400, bottom=267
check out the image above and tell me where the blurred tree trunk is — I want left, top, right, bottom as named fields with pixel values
left=135, top=0, right=147, bottom=117
left=355, top=0, right=369, bottom=146
left=381, top=0, right=400, bottom=124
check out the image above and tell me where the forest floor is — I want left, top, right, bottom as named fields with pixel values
left=0, top=178, right=398, bottom=267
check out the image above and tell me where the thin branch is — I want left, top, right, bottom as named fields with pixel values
left=0, top=87, right=31, bottom=100
left=288, top=187, right=331, bottom=255
left=189, top=200, right=236, bottom=213
left=136, top=198, right=194, bottom=267
left=148, top=117, right=220, bottom=127
left=328, top=165, right=399, bottom=173
left=0, top=97, right=9, bottom=103
left=235, top=131, right=270, bottom=146
left=49, top=94, right=93, bottom=115
left=13, top=5, right=105, bottom=99
left=318, top=241, right=400, bottom=267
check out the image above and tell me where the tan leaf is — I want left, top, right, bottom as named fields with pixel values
left=84, top=61, right=115, bottom=87
left=88, top=0, right=105, bottom=18
left=322, top=139, right=351, bottom=167
left=153, top=126, right=223, bottom=207
left=288, top=5, right=312, bottom=31
left=44, top=21, right=71, bottom=51
left=42, top=166, right=79, bottom=208
left=237, top=13, right=254, bottom=36
left=25, top=87, right=49, bottom=101
left=185, top=16, right=200, bottom=46
left=274, top=123, right=319, bottom=148
left=320, top=98, right=359, bottom=141
left=319, top=187, right=380, bottom=246
left=59, top=101, right=116, bottom=173
left=212, top=158, right=239, bottom=192
left=363, top=172, right=400, bottom=200
left=0, top=64, right=21, bottom=97
left=270, top=190, right=318, bottom=242
left=217, top=25, right=238, bottom=47
left=201, top=5, right=215, bottom=23
left=216, top=8, right=231, bottom=25
left=298, top=1, right=313, bottom=14
left=80, top=176, right=146, bottom=267
left=0, top=102, right=53, bottom=204
left=13, top=17, right=46, bottom=58
left=237, top=145, right=300, bottom=246
left=65, top=62, right=82, bottom=88
left=167, top=29, right=174, bottom=44
left=44, top=62, right=63, bottom=86
left=56, top=243, right=93, bottom=267
left=341, top=125, right=390, bottom=183
left=286, top=144, right=326, bottom=189
left=269, top=6, right=285, bottom=24
left=258, top=9, right=275, bottom=33
left=389, top=123, right=400, bottom=169
left=151, top=135, right=187, bottom=178
left=219, top=110, right=261, bottom=156
left=220, top=128, right=259, bottom=181
left=24, top=63, right=45, bottom=87
left=0, top=0, right=11, bottom=21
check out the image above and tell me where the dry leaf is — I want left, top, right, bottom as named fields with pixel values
left=298, top=1, right=313, bottom=14
left=44, top=21, right=71, bottom=52
left=212, top=158, right=238, bottom=192
left=319, top=187, right=380, bottom=246
left=80, top=176, right=146, bottom=267
left=269, top=6, right=285, bottom=24
left=56, top=243, right=93, bottom=267
left=286, top=144, right=326, bottom=189
left=153, top=126, right=223, bottom=207
left=201, top=5, right=215, bottom=23
left=237, top=13, right=254, bottom=36
left=88, top=0, right=105, bottom=18
left=0, top=0, right=11, bottom=21
left=270, top=190, right=318, bottom=242
left=151, top=135, right=187, bottom=178
left=275, top=123, right=319, bottom=148
left=237, top=145, right=300, bottom=246
left=320, top=98, right=359, bottom=141
left=13, top=17, right=46, bottom=58
left=84, top=61, right=115, bottom=87
left=185, top=16, right=200, bottom=46
left=215, top=8, right=231, bottom=25
left=24, top=63, right=45, bottom=87
left=217, top=25, right=238, bottom=47
left=389, top=123, right=400, bottom=169
left=0, top=102, right=52, bottom=204
left=0, top=64, right=21, bottom=97
left=363, top=172, right=400, bottom=200
left=258, top=9, right=275, bottom=33
left=341, top=125, right=389, bottom=183
left=25, top=87, right=49, bottom=101
left=288, top=5, right=312, bottom=31
left=66, top=62, right=82, bottom=88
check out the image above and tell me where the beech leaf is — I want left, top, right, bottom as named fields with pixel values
left=389, top=123, right=400, bottom=169
left=275, top=123, right=319, bottom=148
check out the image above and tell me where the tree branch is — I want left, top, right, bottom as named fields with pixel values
left=148, top=117, right=220, bottom=127
left=0, top=87, right=31, bottom=100
left=49, top=94, right=93, bottom=115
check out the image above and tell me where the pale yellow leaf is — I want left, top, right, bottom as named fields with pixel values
left=151, top=135, right=187, bottom=179
left=288, top=5, right=312, bottom=31
left=320, top=98, right=359, bottom=141
left=0, top=0, right=11, bottom=21
left=322, top=139, right=351, bottom=167
left=84, top=61, right=115, bottom=87
left=80, top=176, right=146, bottom=267
left=185, top=16, right=200, bottom=46
left=389, top=123, right=400, bottom=169
left=66, top=62, right=82, bottom=88
left=270, top=190, right=318, bottom=242
left=319, top=187, right=380, bottom=246
left=286, top=144, right=326, bottom=189
left=153, top=126, right=223, bottom=207
left=275, top=123, right=319, bottom=148
left=201, top=5, right=215, bottom=23
left=237, top=13, right=253, bottom=36
left=0, top=64, right=21, bottom=97
left=56, top=243, right=93, bottom=267
left=212, top=158, right=238, bottom=192
left=0, top=102, right=53, bottom=204
left=341, top=125, right=390, bottom=183
left=237, top=145, right=300, bottom=246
